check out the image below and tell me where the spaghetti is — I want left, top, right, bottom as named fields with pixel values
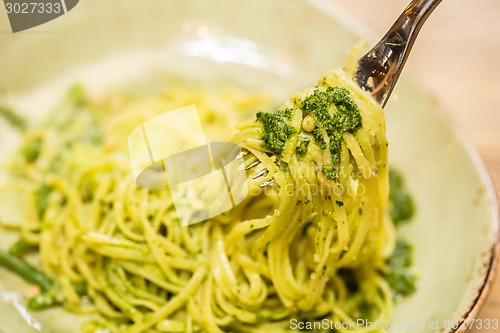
left=0, top=50, right=403, bottom=333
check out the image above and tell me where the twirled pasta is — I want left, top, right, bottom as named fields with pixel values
left=1, top=49, right=398, bottom=333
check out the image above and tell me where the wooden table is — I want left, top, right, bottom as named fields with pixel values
left=332, top=0, right=500, bottom=328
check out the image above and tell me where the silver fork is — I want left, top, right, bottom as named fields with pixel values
left=243, top=0, right=443, bottom=187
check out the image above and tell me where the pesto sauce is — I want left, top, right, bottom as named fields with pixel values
left=256, top=108, right=295, bottom=155
left=386, top=169, right=417, bottom=301
left=335, top=240, right=417, bottom=305
left=321, top=164, right=337, bottom=181
left=295, top=140, right=310, bottom=156
left=384, top=239, right=417, bottom=302
left=256, top=86, right=361, bottom=168
left=389, top=169, right=415, bottom=225
left=301, top=86, right=362, bottom=166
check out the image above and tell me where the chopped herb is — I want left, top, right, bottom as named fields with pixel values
left=336, top=200, right=344, bottom=207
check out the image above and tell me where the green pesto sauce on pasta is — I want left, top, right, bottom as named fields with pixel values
left=0, top=50, right=416, bottom=333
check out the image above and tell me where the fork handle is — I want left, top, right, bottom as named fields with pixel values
left=355, top=0, right=443, bottom=107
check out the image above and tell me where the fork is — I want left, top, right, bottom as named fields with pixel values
left=244, top=0, right=443, bottom=187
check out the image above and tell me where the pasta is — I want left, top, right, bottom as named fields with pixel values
left=0, top=48, right=412, bottom=333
